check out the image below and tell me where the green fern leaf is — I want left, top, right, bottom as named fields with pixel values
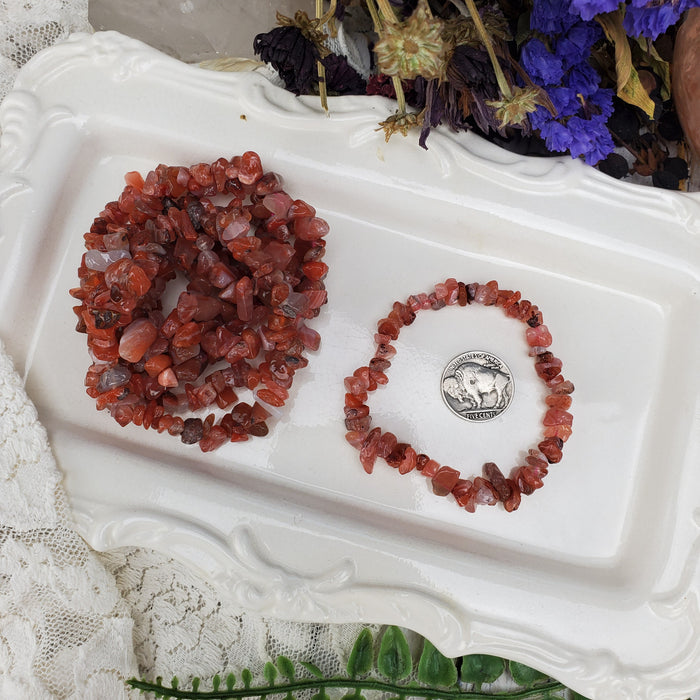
left=417, top=639, right=458, bottom=688
left=212, top=674, right=221, bottom=691
left=509, top=660, right=549, bottom=686
left=242, top=669, right=253, bottom=688
left=347, top=628, right=374, bottom=678
left=264, top=661, right=278, bottom=685
left=276, top=655, right=295, bottom=681
left=377, top=626, right=412, bottom=682
left=460, top=654, right=505, bottom=689
left=300, top=661, right=324, bottom=678
left=226, top=672, right=236, bottom=690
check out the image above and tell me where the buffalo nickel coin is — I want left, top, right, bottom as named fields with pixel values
left=441, top=351, right=514, bottom=422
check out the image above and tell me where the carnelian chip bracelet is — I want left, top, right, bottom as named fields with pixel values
left=71, top=153, right=328, bottom=451
left=344, top=279, right=574, bottom=513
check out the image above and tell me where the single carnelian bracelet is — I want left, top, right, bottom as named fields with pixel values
left=343, top=279, right=574, bottom=513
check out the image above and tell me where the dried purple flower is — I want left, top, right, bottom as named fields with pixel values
left=539, top=118, right=574, bottom=152
left=567, top=114, right=616, bottom=164
left=530, top=0, right=579, bottom=34
left=322, top=53, right=367, bottom=95
left=367, top=73, right=400, bottom=99
left=444, top=45, right=502, bottom=134
left=446, top=45, right=499, bottom=99
left=416, top=78, right=445, bottom=149
left=623, top=0, right=699, bottom=39
left=538, top=113, right=614, bottom=165
left=569, top=0, right=621, bottom=21
left=413, top=75, right=478, bottom=149
left=520, top=39, right=565, bottom=85
left=254, top=26, right=321, bottom=95
left=366, top=74, right=419, bottom=104
left=253, top=11, right=333, bottom=95
left=522, top=3, right=615, bottom=164
left=554, top=21, right=603, bottom=69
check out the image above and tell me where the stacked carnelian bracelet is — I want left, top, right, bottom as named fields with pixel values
left=71, top=152, right=329, bottom=452
left=344, top=279, right=574, bottom=513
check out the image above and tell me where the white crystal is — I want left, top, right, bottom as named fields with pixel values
left=84, top=248, right=131, bottom=271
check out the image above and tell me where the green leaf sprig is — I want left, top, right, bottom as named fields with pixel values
left=127, top=626, right=592, bottom=700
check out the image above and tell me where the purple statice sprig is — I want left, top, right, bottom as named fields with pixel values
left=522, top=3, right=616, bottom=165
left=523, top=0, right=700, bottom=165
left=623, top=0, right=700, bottom=39
left=547, top=0, right=700, bottom=39
left=569, top=0, right=621, bottom=22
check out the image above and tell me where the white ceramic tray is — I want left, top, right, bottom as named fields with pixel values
left=1, top=31, right=699, bottom=700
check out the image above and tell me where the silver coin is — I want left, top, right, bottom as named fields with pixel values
left=440, top=350, right=514, bottom=422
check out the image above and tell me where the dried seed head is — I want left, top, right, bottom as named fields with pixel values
left=275, top=10, right=330, bottom=58
left=487, top=86, right=551, bottom=128
left=374, top=0, right=448, bottom=81
left=375, top=111, right=424, bottom=142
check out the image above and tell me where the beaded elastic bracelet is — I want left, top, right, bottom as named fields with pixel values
left=344, top=279, right=574, bottom=513
left=71, top=152, right=329, bottom=451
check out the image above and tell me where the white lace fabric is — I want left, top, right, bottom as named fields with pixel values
left=0, top=0, right=91, bottom=103
left=101, top=548, right=370, bottom=687
left=0, top=6, right=138, bottom=692
left=0, top=336, right=374, bottom=699
left=0, top=340, right=136, bottom=698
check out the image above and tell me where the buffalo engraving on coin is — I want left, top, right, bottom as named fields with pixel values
left=441, top=351, right=514, bottom=421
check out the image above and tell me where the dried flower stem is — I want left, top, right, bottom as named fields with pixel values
left=316, top=0, right=329, bottom=113
left=448, top=0, right=512, bottom=100
left=319, top=0, right=339, bottom=36
left=364, top=0, right=383, bottom=33
left=366, top=0, right=407, bottom=115
left=609, top=129, right=643, bottom=162
left=392, top=76, right=407, bottom=113
left=320, top=0, right=338, bottom=24
left=506, top=54, right=556, bottom=116
left=375, top=0, right=399, bottom=24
